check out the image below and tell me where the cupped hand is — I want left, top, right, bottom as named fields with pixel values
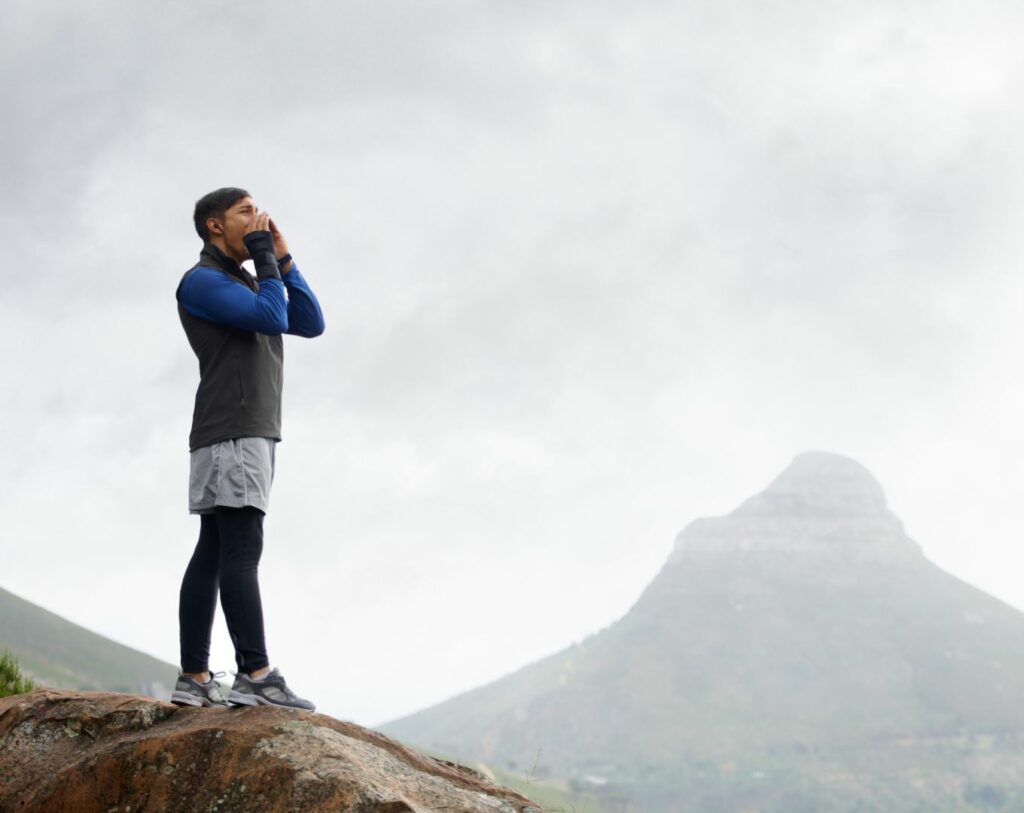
left=268, top=216, right=290, bottom=259
left=245, top=211, right=271, bottom=235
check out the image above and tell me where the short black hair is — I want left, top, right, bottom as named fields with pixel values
left=193, top=187, right=251, bottom=242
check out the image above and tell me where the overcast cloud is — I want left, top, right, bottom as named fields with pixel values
left=3, top=0, right=1024, bottom=725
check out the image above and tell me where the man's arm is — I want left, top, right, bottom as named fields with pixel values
left=177, top=267, right=288, bottom=334
left=266, top=217, right=325, bottom=338
left=282, top=263, right=325, bottom=337
left=177, top=230, right=290, bottom=333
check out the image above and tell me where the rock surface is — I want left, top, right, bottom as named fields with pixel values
left=0, top=688, right=542, bottom=813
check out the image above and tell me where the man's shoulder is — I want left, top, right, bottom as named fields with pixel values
left=177, top=265, right=252, bottom=302
left=179, top=263, right=224, bottom=284
left=177, top=263, right=211, bottom=298
left=177, top=266, right=228, bottom=327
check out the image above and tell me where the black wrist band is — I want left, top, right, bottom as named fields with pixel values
left=276, top=253, right=293, bottom=267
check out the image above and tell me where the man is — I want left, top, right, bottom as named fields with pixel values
left=171, top=187, right=325, bottom=710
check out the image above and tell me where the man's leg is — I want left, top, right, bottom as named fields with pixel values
left=215, top=505, right=271, bottom=676
left=178, top=513, right=221, bottom=681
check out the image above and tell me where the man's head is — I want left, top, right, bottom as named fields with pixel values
left=193, top=187, right=257, bottom=263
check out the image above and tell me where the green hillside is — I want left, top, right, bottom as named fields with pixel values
left=0, top=585, right=177, bottom=700
left=401, top=743, right=622, bottom=813
left=381, top=452, right=1024, bottom=812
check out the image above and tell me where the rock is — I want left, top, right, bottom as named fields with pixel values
left=0, top=688, right=542, bottom=813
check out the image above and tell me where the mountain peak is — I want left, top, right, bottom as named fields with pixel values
left=670, top=451, right=920, bottom=564
left=736, top=450, right=888, bottom=518
left=382, top=448, right=1024, bottom=813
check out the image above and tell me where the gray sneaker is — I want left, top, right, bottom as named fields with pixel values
left=170, top=670, right=231, bottom=707
left=228, top=667, right=316, bottom=711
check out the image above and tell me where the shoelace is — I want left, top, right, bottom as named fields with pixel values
left=204, top=671, right=228, bottom=701
left=178, top=669, right=227, bottom=686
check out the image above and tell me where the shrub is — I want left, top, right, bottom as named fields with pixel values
left=0, top=647, right=36, bottom=698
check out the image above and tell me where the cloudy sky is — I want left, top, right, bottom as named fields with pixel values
left=4, top=0, right=1024, bottom=726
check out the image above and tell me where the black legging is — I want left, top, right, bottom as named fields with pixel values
left=178, top=506, right=270, bottom=675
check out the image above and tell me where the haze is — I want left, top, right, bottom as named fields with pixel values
left=3, top=0, right=1024, bottom=725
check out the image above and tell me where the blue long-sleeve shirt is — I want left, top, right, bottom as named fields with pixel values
left=177, top=262, right=325, bottom=337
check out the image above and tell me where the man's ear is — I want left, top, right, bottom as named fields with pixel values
left=207, top=217, right=223, bottom=236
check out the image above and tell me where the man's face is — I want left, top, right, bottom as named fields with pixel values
left=210, top=196, right=258, bottom=260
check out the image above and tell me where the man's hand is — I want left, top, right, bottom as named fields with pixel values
left=269, top=217, right=293, bottom=275
left=245, top=211, right=271, bottom=237
left=241, top=211, right=278, bottom=277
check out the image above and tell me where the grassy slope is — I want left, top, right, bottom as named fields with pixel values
left=380, top=554, right=1024, bottom=810
left=0, top=584, right=178, bottom=698
left=399, top=741, right=622, bottom=813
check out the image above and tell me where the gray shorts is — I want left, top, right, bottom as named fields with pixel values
left=189, top=437, right=277, bottom=515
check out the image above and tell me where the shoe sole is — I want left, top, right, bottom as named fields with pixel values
left=170, top=690, right=230, bottom=708
left=227, top=690, right=261, bottom=707
left=228, top=689, right=314, bottom=711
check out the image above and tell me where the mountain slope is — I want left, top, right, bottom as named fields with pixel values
left=0, top=585, right=176, bottom=699
left=380, top=451, right=1024, bottom=810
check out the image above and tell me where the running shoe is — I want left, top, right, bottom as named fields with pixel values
left=170, top=669, right=231, bottom=708
left=228, top=667, right=316, bottom=711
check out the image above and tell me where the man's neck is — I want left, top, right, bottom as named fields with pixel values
left=206, top=237, right=247, bottom=266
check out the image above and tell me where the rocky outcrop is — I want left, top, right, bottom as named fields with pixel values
left=0, top=688, right=542, bottom=813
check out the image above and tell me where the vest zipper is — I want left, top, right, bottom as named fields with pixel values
left=235, top=353, right=246, bottom=405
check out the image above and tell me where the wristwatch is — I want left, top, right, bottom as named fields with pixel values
left=276, top=253, right=293, bottom=268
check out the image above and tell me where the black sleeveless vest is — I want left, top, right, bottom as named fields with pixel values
left=176, top=244, right=284, bottom=452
